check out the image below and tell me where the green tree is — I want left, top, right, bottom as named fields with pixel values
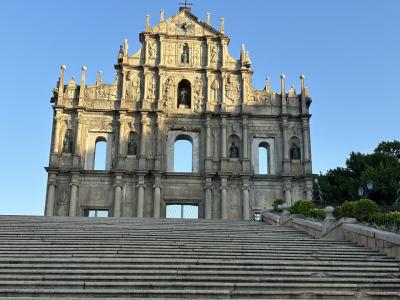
left=318, top=140, right=400, bottom=206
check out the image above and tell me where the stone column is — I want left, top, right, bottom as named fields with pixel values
left=280, top=74, right=287, bottom=115
left=302, top=118, right=312, bottom=174
left=242, top=118, right=248, bottom=159
left=206, top=37, right=211, bottom=67
left=118, top=113, right=125, bottom=156
left=79, top=65, right=87, bottom=104
left=69, top=177, right=79, bottom=217
left=221, top=39, right=226, bottom=68
left=206, top=71, right=211, bottom=107
left=221, top=73, right=226, bottom=105
left=205, top=177, right=212, bottom=219
left=45, top=174, right=57, bottom=217
left=74, top=111, right=83, bottom=156
left=242, top=187, right=250, bottom=220
left=241, top=72, right=248, bottom=106
left=114, top=184, right=122, bottom=217
left=284, top=179, right=292, bottom=206
left=220, top=176, right=228, bottom=219
left=206, top=115, right=212, bottom=158
left=221, top=116, right=227, bottom=158
left=51, top=111, right=62, bottom=154
left=140, top=113, right=148, bottom=168
left=153, top=175, right=161, bottom=218
left=57, top=65, right=66, bottom=105
left=159, top=36, right=165, bottom=66
left=121, top=69, right=127, bottom=100
left=137, top=175, right=145, bottom=217
left=142, top=70, right=149, bottom=100
left=155, top=114, right=164, bottom=170
left=282, top=117, right=290, bottom=173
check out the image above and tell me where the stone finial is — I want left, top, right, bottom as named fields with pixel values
left=300, top=74, right=305, bottom=92
left=220, top=18, right=225, bottom=34
left=123, top=38, right=129, bottom=56
left=79, top=66, right=87, bottom=98
left=61, top=64, right=66, bottom=70
left=96, top=70, right=103, bottom=86
left=245, top=51, right=251, bottom=67
left=145, top=15, right=150, bottom=31
left=265, top=77, right=271, bottom=93
left=280, top=74, right=286, bottom=95
left=324, top=206, right=336, bottom=222
left=160, top=9, right=165, bottom=22
left=206, top=13, right=211, bottom=25
left=240, top=44, right=246, bottom=64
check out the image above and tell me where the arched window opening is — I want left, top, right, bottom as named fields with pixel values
left=94, top=138, right=107, bottom=170
left=181, top=43, right=189, bottom=64
left=258, top=142, right=270, bottom=175
left=289, top=137, right=301, bottom=160
left=173, top=135, right=193, bottom=172
left=228, top=134, right=241, bottom=159
left=127, top=132, right=138, bottom=156
left=177, top=80, right=191, bottom=108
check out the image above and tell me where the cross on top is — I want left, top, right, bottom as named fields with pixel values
left=179, top=0, right=193, bottom=8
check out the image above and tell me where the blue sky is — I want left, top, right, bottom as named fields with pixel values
left=0, top=0, right=399, bottom=215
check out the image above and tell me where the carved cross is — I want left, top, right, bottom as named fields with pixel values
left=179, top=0, right=193, bottom=8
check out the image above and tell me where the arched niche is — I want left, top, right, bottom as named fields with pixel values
left=177, top=79, right=191, bottom=109
left=127, top=131, right=138, bottom=156
left=228, top=134, right=241, bottom=159
left=289, top=136, right=301, bottom=161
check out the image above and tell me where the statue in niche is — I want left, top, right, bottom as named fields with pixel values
left=229, top=142, right=239, bottom=159
left=210, top=45, right=218, bottom=63
left=62, top=129, right=73, bottom=153
left=211, top=78, right=220, bottom=103
left=147, top=76, right=156, bottom=99
left=181, top=43, right=189, bottom=64
left=148, top=42, right=156, bottom=59
left=180, top=87, right=189, bottom=105
left=125, top=72, right=139, bottom=101
left=127, top=135, right=137, bottom=156
left=290, top=143, right=301, bottom=160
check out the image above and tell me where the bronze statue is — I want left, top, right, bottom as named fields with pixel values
left=229, top=142, right=239, bottom=158
left=290, top=143, right=301, bottom=160
left=127, top=136, right=137, bottom=155
left=62, top=129, right=73, bottom=153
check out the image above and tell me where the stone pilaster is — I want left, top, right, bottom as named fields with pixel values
left=78, top=66, right=87, bottom=105
left=113, top=174, right=123, bottom=217
left=221, top=116, right=227, bottom=159
left=69, top=173, right=79, bottom=217
left=220, top=176, right=228, bottom=219
left=204, top=177, right=212, bottom=219
left=159, top=36, right=165, bottom=66
left=280, top=74, right=287, bottom=115
left=153, top=174, right=162, bottom=218
left=242, top=177, right=250, bottom=220
left=57, top=65, right=66, bottom=105
left=282, top=117, right=290, bottom=173
left=73, top=110, right=83, bottom=167
left=51, top=110, right=63, bottom=154
left=45, top=173, right=57, bottom=216
left=302, top=117, right=312, bottom=174
left=137, top=174, right=146, bottom=217
left=139, top=113, right=149, bottom=169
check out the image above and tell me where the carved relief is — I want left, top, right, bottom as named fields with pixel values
left=193, top=76, right=204, bottom=111
left=148, top=41, right=157, bottom=60
left=125, top=71, right=140, bottom=101
left=225, top=75, right=240, bottom=104
left=162, top=76, right=175, bottom=110
left=193, top=45, right=200, bottom=67
left=210, top=45, right=219, bottom=63
left=147, top=76, right=156, bottom=99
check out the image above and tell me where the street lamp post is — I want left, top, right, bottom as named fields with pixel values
left=358, top=179, right=374, bottom=199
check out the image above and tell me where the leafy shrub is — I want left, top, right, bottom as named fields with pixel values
left=339, top=201, right=357, bottom=218
left=272, top=199, right=285, bottom=212
left=289, top=200, right=315, bottom=215
left=367, top=211, right=400, bottom=233
left=306, top=208, right=325, bottom=220
left=354, top=199, right=380, bottom=221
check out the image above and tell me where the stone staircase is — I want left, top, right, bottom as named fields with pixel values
left=0, top=216, right=398, bottom=299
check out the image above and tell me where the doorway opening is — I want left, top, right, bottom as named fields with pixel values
left=166, top=204, right=198, bottom=219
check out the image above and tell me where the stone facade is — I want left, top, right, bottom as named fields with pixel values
left=45, top=7, right=313, bottom=219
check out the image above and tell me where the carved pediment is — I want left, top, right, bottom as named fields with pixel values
left=149, top=10, right=222, bottom=37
